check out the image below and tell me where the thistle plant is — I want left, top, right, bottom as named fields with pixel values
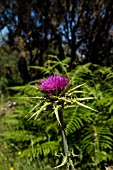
left=39, top=74, right=69, bottom=95
left=28, top=73, right=97, bottom=169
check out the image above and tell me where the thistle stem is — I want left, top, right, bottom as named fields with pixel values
left=58, top=111, right=75, bottom=170
left=60, top=124, right=69, bottom=156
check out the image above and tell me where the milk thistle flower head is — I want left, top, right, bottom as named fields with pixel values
left=39, top=74, right=69, bottom=95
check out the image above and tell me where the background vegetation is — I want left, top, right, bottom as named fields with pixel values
left=0, top=0, right=113, bottom=170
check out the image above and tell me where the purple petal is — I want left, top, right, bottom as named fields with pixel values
left=39, top=74, right=69, bottom=94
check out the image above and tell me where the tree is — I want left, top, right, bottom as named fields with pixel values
left=0, top=0, right=113, bottom=83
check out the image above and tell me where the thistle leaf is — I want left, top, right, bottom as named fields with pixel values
left=75, top=101, right=98, bottom=112
left=29, top=102, right=41, bottom=113
left=54, top=156, right=67, bottom=169
left=28, top=102, right=51, bottom=120
left=67, top=83, right=86, bottom=94
left=77, top=97, right=95, bottom=101
left=54, top=105, right=62, bottom=126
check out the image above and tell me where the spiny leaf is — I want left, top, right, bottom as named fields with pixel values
left=67, top=90, right=88, bottom=96
left=54, top=105, right=62, bottom=125
left=29, top=102, right=41, bottom=113
left=54, top=156, right=67, bottom=169
left=67, top=83, right=86, bottom=94
left=28, top=102, right=51, bottom=120
left=75, top=101, right=98, bottom=112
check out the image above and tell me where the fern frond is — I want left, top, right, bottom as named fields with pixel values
left=81, top=125, right=113, bottom=155
left=66, top=116, right=83, bottom=135
left=64, top=106, right=88, bottom=136
left=2, top=130, right=35, bottom=142
left=24, top=141, right=59, bottom=157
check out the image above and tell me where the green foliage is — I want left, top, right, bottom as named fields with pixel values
left=29, top=55, right=71, bottom=76
left=66, top=63, right=113, bottom=169
left=0, top=58, right=113, bottom=169
left=0, top=45, right=22, bottom=94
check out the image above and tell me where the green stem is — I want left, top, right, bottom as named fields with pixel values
left=58, top=111, right=75, bottom=170
left=58, top=111, right=69, bottom=156
left=60, top=125, right=69, bottom=156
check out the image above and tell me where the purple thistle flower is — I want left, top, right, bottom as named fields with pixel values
left=39, top=74, right=69, bottom=94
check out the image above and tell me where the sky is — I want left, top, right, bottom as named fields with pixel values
left=0, top=27, right=9, bottom=45
left=0, top=26, right=8, bottom=35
